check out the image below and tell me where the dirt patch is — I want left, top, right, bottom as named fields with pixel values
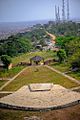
left=42, top=104, right=80, bottom=120
left=0, top=105, right=80, bottom=120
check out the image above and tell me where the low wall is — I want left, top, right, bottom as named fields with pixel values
left=0, top=100, right=80, bottom=111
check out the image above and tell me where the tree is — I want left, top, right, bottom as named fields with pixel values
left=1, top=55, right=12, bottom=69
left=71, top=58, right=80, bottom=70
left=57, top=49, right=67, bottom=63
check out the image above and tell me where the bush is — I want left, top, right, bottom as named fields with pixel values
left=57, top=49, right=67, bottom=63
left=71, top=57, right=80, bottom=70
left=1, top=55, right=12, bottom=69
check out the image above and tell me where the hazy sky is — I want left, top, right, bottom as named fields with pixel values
left=0, top=0, right=80, bottom=22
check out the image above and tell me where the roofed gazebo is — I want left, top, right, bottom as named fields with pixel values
left=30, top=56, right=44, bottom=65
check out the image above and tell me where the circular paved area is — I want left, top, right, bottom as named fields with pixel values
left=0, top=84, right=80, bottom=110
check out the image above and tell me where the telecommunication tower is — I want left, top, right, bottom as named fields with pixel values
left=67, top=0, right=69, bottom=21
left=62, top=0, right=65, bottom=22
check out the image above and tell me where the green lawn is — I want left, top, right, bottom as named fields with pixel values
left=0, top=80, right=8, bottom=87
left=50, top=63, right=80, bottom=81
left=2, top=66, right=79, bottom=91
left=68, top=72, right=80, bottom=81
left=12, top=51, right=56, bottom=65
left=50, top=62, right=69, bottom=72
left=0, top=51, right=55, bottom=78
left=0, top=66, right=24, bottom=78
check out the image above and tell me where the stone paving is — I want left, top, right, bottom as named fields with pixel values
left=0, top=83, right=80, bottom=110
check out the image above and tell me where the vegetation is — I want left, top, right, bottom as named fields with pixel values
left=0, top=103, right=80, bottom=120
left=1, top=55, right=12, bottom=69
left=2, top=66, right=79, bottom=91
left=46, top=22, right=80, bottom=36
left=57, top=49, right=67, bottom=63
left=0, top=66, right=24, bottom=78
left=12, top=51, right=55, bottom=65
left=49, top=35, right=80, bottom=80
left=0, top=51, right=55, bottom=79
left=0, top=80, right=8, bottom=87
left=0, top=35, right=32, bottom=57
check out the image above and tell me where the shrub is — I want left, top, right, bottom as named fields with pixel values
left=1, top=55, right=12, bottom=69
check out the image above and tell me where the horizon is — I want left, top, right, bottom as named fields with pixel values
left=0, top=0, right=80, bottom=22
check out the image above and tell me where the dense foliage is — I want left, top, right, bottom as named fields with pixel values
left=0, top=21, right=80, bottom=70
left=57, top=49, right=67, bottom=63
left=1, top=55, right=12, bottom=69
left=0, top=35, right=32, bottom=57
left=56, top=36, right=80, bottom=70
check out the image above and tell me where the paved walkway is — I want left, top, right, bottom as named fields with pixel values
left=0, top=85, right=80, bottom=110
left=0, top=91, right=14, bottom=94
left=45, top=65, right=80, bottom=85
left=0, top=67, right=29, bottom=91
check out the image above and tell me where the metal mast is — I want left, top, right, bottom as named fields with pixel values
left=62, top=0, right=65, bottom=22
left=58, top=6, right=60, bottom=22
left=55, top=5, right=60, bottom=23
left=55, top=5, right=58, bottom=22
left=67, top=0, right=69, bottom=21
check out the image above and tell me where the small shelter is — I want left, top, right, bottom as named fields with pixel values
left=30, top=56, right=44, bottom=65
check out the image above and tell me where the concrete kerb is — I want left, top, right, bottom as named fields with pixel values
left=0, top=100, right=80, bottom=111
left=70, top=86, right=80, bottom=91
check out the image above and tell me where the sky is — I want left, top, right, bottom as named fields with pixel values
left=0, top=0, right=80, bottom=22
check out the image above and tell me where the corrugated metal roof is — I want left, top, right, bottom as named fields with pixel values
left=30, top=56, right=44, bottom=62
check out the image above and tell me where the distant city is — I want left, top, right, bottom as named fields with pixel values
left=0, top=0, right=80, bottom=40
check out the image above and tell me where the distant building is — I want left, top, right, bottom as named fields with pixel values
left=30, top=56, right=44, bottom=65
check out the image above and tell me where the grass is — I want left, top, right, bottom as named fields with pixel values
left=68, top=72, right=80, bottom=81
left=2, top=66, right=79, bottom=91
left=50, top=62, right=69, bottom=72
left=50, top=62, right=80, bottom=81
left=0, top=104, right=80, bottom=120
left=0, top=80, right=8, bottom=87
left=0, top=109, right=41, bottom=120
left=0, top=66, right=24, bottom=78
left=12, top=51, right=56, bottom=65
left=0, top=51, right=55, bottom=78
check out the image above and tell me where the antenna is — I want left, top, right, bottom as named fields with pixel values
left=62, top=0, right=65, bottom=22
left=55, top=5, right=60, bottom=23
left=58, top=6, right=60, bottom=22
left=55, top=5, right=58, bottom=22
left=67, top=0, right=69, bottom=21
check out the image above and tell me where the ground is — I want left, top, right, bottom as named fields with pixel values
left=50, top=62, right=80, bottom=81
left=0, top=51, right=80, bottom=120
left=12, top=51, right=55, bottom=65
left=1, top=66, right=79, bottom=91
left=0, top=105, right=80, bottom=120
